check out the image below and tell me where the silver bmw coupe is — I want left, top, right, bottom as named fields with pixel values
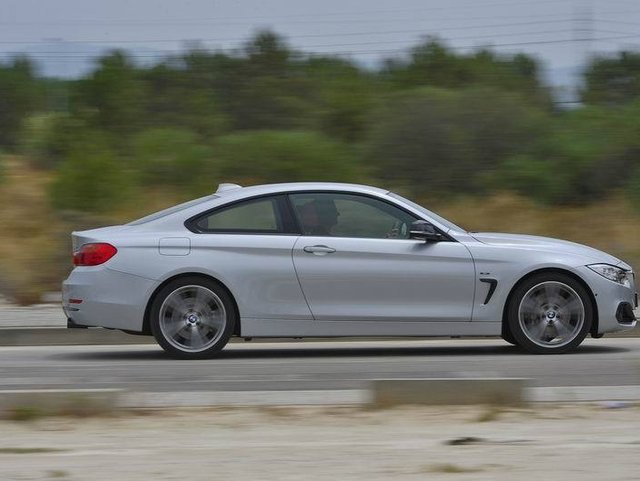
left=63, top=182, right=637, bottom=357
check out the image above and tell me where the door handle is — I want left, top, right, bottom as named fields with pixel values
left=303, top=245, right=336, bottom=255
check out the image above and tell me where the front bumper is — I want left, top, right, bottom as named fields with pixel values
left=62, top=266, right=159, bottom=332
left=577, top=266, right=637, bottom=334
left=616, top=302, right=637, bottom=325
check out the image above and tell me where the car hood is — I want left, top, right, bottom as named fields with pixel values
left=469, top=232, right=624, bottom=266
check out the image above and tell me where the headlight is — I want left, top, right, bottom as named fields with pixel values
left=587, top=264, right=633, bottom=288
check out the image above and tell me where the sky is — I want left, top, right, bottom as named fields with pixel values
left=1, top=0, right=640, bottom=86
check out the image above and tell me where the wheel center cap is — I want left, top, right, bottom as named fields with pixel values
left=186, top=314, right=199, bottom=325
left=546, top=311, right=556, bottom=320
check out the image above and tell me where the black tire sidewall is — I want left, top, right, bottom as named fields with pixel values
left=507, top=273, right=593, bottom=354
left=150, top=276, right=236, bottom=359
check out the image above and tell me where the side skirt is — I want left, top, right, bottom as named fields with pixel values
left=240, top=319, right=502, bottom=338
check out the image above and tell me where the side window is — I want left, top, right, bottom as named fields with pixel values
left=194, top=197, right=282, bottom=233
left=289, top=193, right=417, bottom=239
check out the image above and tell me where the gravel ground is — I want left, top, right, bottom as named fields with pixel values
left=0, top=404, right=639, bottom=480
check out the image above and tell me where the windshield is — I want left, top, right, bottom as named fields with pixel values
left=128, top=195, right=218, bottom=225
left=388, top=192, right=466, bottom=233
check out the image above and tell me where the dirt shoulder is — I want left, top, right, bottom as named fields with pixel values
left=0, top=404, right=639, bottom=480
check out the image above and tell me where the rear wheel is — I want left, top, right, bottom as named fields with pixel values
left=507, top=273, right=593, bottom=354
left=150, top=277, right=236, bottom=359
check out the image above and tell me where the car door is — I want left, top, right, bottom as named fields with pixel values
left=187, top=194, right=313, bottom=321
left=289, top=192, right=475, bottom=322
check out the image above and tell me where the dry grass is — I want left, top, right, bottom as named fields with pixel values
left=3, top=396, right=118, bottom=422
left=0, top=157, right=186, bottom=304
left=475, top=405, right=504, bottom=422
left=0, top=157, right=61, bottom=304
left=6, top=406, right=47, bottom=422
left=424, top=463, right=482, bottom=474
left=0, top=447, right=65, bottom=454
left=47, top=471, right=69, bottom=478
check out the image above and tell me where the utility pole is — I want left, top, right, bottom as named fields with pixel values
left=572, top=0, right=593, bottom=101
left=573, top=1, right=593, bottom=60
left=43, top=37, right=69, bottom=112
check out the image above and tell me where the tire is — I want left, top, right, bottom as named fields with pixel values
left=506, top=272, right=593, bottom=354
left=501, top=325, right=519, bottom=346
left=150, top=276, right=236, bottom=359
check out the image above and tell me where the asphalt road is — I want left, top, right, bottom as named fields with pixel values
left=1, top=338, right=639, bottom=393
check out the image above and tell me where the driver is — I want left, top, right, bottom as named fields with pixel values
left=298, top=199, right=340, bottom=236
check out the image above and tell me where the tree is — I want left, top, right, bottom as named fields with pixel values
left=366, top=87, right=546, bottom=196
left=213, top=130, right=362, bottom=184
left=131, top=128, right=214, bottom=193
left=202, top=31, right=317, bottom=131
left=0, top=57, right=38, bottom=149
left=383, top=39, right=551, bottom=107
left=20, top=113, right=89, bottom=169
left=583, top=51, right=640, bottom=105
left=49, top=135, right=132, bottom=213
left=499, top=102, right=640, bottom=204
left=142, top=59, right=228, bottom=137
left=73, top=51, right=145, bottom=136
left=302, top=57, right=378, bottom=143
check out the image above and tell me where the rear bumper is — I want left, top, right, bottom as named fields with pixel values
left=62, top=266, right=159, bottom=332
left=67, top=317, right=88, bottom=329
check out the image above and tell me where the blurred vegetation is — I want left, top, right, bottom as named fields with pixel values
left=1, top=30, right=640, bottom=303
left=50, top=135, right=134, bottom=213
left=214, top=130, right=362, bottom=185
left=131, top=127, right=214, bottom=192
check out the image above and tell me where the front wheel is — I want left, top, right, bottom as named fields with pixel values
left=506, top=273, right=593, bottom=354
left=150, top=277, right=236, bottom=359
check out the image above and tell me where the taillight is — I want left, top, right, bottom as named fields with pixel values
left=73, top=243, right=117, bottom=266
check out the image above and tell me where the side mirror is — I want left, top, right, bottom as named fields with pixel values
left=410, top=220, right=443, bottom=242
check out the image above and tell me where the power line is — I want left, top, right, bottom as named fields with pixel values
left=0, top=13, right=576, bottom=35
left=10, top=34, right=640, bottom=64
left=0, top=0, right=572, bottom=26
left=597, top=18, right=640, bottom=27
left=5, top=29, right=578, bottom=56
left=595, top=28, right=640, bottom=37
left=0, top=19, right=576, bottom=46
left=317, top=34, right=640, bottom=56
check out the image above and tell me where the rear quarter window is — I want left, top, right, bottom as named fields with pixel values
left=193, top=197, right=282, bottom=233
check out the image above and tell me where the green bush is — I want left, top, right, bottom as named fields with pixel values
left=0, top=57, right=38, bottom=150
left=49, top=136, right=132, bottom=213
left=629, top=170, right=640, bottom=212
left=497, top=103, right=640, bottom=205
left=130, top=128, right=214, bottom=193
left=366, top=87, right=546, bottom=197
left=20, top=113, right=84, bottom=169
left=495, top=154, right=572, bottom=204
left=214, top=130, right=363, bottom=184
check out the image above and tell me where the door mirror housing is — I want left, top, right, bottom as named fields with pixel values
left=410, top=220, right=444, bottom=242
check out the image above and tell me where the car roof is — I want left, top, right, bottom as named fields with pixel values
left=214, top=182, right=389, bottom=199
left=129, top=182, right=391, bottom=229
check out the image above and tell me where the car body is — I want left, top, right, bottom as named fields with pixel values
left=62, top=182, right=638, bottom=357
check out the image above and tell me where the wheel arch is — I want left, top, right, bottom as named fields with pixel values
left=141, top=272, right=241, bottom=336
left=501, top=267, right=599, bottom=337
